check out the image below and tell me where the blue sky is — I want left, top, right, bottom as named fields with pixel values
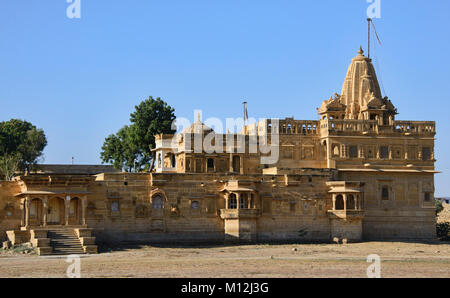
left=1, top=1, right=449, bottom=195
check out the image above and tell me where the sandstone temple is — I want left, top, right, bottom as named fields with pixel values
left=0, top=48, right=437, bottom=255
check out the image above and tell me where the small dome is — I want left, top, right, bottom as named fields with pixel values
left=182, top=113, right=214, bottom=134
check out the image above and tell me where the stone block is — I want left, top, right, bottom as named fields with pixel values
left=83, top=245, right=98, bottom=254
left=80, top=237, right=96, bottom=246
left=31, top=238, right=51, bottom=248
left=75, top=228, right=93, bottom=238
left=37, top=247, right=53, bottom=256
left=30, top=230, right=48, bottom=240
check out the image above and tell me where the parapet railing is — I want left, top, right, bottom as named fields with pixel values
left=320, top=119, right=435, bottom=136
left=275, top=120, right=320, bottom=135
left=394, top=121, right=436, bottom=134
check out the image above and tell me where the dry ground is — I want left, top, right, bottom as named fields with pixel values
left=0, top=241, right=449, bottom=278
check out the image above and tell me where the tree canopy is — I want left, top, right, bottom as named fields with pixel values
left=100, top=96, right=176, bottom=172
left=0, top=119, right=47, bottom=179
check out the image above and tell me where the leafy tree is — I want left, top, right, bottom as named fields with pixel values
left=100, top=97, right=176, bottom=172
left=100, top=126, right=146, bottom=172
left=0, top=153, right=21, bottom=181
left=436, top=200, right=444, bottom=216
left=130, top=96, right=176, bottom=155
left=0, top=119, right=47, bottom=175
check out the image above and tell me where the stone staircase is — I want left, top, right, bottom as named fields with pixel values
left=48, top=228, right=85, bottom=255
left=29, top=227, right=98, bottom=256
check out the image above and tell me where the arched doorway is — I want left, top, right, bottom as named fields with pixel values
left=151, top=194, right=166, bottom=231
left=69, top=197, right=80, bottom=225
left=29, top=198, right=43, bottom=226
left=152, top=195, right=164, bottom=217
left=48, top=197, right=65, bottom=225
left=335, top=195, right=345, bottom=210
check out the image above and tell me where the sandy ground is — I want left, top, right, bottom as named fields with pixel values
left=0, top=241, right=449, bottom=278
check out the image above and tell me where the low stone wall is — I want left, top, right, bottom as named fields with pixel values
left=0, top=181, right=22, bottom=242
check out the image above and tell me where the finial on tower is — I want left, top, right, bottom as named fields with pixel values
left=196, top=112, right=201, bottom=122
left=358, top=46, right=364, bottom=55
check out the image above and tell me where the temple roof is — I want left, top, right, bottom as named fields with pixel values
left=337, top=47, right=396, bottom=119
left=181, top=113, right=214, bottom=134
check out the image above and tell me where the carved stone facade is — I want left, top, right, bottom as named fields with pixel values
left=0, top=49, right=437, bottom=253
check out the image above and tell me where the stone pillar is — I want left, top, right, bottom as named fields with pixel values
left=24, top=197, right=30, bottom=228
left=20, top=198, right=25, bottom=227
left=332, top=194, right=336, bottom=211
left=65, top=196, right=71, bottom=226
left=237, top=193, right=241, bottom=210
left=326, top=141, right=332, bottom=168
left=359, top=147, right=365, bottom=159
left=225, top=194, right=229, bottom=209
left=43, top=196, right=48, bottom=227
left=229, top=154, right=233, bottom=173
left=343, top=194, right=347, bottom=211
left=354, top=195, right=358, bottom=211
left=82, top=196, right=87, bottom=226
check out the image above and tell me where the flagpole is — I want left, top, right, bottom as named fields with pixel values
left=367, top=18, right=371, bottom=59
left=243, top=101, right=248, bottom=133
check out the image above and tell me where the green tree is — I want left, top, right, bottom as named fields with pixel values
left=100, top=97, right=176, bottom=172
left=130, top=96, right=176, bottom=156
left=436, top=200, right=444, bottom=216
left=100, top=126, right=146, bottom=172
left=0, top=153, right=21, bottom=181
left=0, top=119, right=47, bottom=174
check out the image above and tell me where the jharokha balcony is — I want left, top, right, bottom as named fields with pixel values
left=326, top=181, right=365, bottom=220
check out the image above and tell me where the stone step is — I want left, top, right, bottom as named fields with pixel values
left=48, top=229, right=85, bottom=256
left=50, top=242, right=81, bottom=247
left=43, top=228, right=97, bottom=255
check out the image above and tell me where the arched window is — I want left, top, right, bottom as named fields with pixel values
left=171, top=154, right=176, bottom=168
left=152, top=195, right=163, bottom=209
left=335, top=195, right=345, bottom=210
left=381, top=187, right=389, bottom=201
left=191, top=201, right=200, bottom=210
left=207, top=158, right=215, bottom=170
left=228, top=194, right=237, bottom=209
left=240, top=193, right=248, bottom=209
left=347, top=195, right=355, bottom=210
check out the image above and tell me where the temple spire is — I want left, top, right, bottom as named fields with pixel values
left=358, top=46, right=364, bottom=55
